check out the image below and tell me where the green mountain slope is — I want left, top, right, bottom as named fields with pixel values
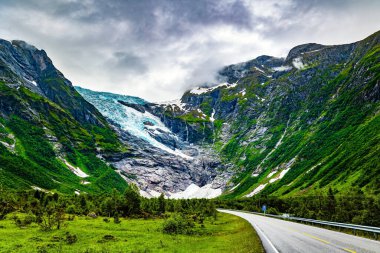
left=0, top=39, right=128, bottom=194
left=155, top=31, right=380, bottom=198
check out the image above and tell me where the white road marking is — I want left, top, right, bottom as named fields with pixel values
left=249, top=218, right=280, bottom=253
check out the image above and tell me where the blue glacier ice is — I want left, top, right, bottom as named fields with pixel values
left=76, top=86, right=191, bottom=159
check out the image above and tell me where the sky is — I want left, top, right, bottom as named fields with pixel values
left=0, top=0, right=379, bottom=102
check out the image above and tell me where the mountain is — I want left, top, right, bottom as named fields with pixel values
left=151, top=31, right=380, bottom=198
left=75, top=31, right=380, bottom=198
left=1, top=31, right=379, bottom=199
left=0, top=39, right=128, bottom=194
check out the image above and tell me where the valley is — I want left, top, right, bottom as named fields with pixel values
left=0, top=31, right=379, bottom=199
left=1, top=1, right=380, bottom=252
left=76, top=31, right=380, bottom=200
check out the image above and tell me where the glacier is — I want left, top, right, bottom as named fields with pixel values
left=76, top=87, right=191, bottom=159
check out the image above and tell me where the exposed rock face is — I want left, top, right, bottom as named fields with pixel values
left=118, top=100, right=146, bottom=113
left=76, top=87, right=234, bottom=198
left=113, top=131, right=233, bottom=197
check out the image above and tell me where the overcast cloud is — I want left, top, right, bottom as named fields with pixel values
left=0, top=0, right=379, bottom=101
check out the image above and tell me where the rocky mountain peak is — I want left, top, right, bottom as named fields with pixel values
left=11, top=40, right=38, bottom=51
left=285, top=43, right=326, bottom=62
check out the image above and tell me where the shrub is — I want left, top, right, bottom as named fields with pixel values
left=65, top=232, right=77, bottom=244
left=97, top=234, right=117, bottom=243
left=65, top=205, right=76, bottom=214
left=12, top=214, right=35, bottom=228
left=87, top=212, right=97, bottom=218
left=162, top=214, right=194, bottom=235
left=266, top=207, right=280, bottom=215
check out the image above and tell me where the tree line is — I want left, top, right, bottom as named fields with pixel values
left=0, top=185, right=217, bottom=234
left=1, top=185, right=378, bottom=232
left=217, top=187, right=380, bottom=227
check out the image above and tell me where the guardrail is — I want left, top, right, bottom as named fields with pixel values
left=220, top=209, right=380, bottom=239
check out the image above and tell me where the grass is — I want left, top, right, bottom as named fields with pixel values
left=0, top=212, right=263, bottom=253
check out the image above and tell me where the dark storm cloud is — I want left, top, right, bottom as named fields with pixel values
left=0, top=0, right=379, bottom=101
left=2, top=0, right=254, bottom=39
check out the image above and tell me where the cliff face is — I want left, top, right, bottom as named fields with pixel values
left=0, top=39, right=128, bottom=194
left=76, top=87, right=233, bottom=199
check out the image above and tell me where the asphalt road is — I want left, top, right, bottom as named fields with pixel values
left=219, top=209, right=380, bottom=253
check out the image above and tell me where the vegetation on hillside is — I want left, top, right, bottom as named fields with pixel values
left=0, top=81, right=128, bottom=194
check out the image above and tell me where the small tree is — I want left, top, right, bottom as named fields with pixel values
left=122, top=184, right=141, bottom=216
left=158, top=193, right=166, bottom=214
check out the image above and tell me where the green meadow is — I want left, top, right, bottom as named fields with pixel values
left=0, top=212, right=263, bottom=253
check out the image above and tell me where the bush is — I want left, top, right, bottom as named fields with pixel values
left=87, top=212, right=97, bottom=218
left=266, top=207, right=280, bottom=215
left=97, top=234, right=117, bottom=243
left=65, top=205, right=76, bottom=214
left=12, top=214, right=35, bottom=228
left=65, top=232, right=77, bottom=244
left=162, top=214, right=194, bottom=235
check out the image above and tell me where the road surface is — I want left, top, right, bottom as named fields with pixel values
left=219, top=209, right=380, bottom=253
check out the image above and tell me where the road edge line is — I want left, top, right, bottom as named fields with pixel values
left=219, top=210, right=280, bottom=253
left=251, top=220, right=280, bottom=253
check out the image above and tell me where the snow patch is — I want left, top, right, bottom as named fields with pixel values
left=31, top=186, right=51, bottom=193
left=139, top=189, right=162, bottom=198
left=189, top=82, right=237, bottom=95
left=292, top=57, right=306, bottom=70
left=239, top=89, right=246, bottom=96
left=139, top=190, right=151, bottom=198
left=272, top=66, right=292, bottom=72
left=267, top=171, right=277, bottom=178
left=245, top=183, right=267, bottom=197
left=269, top=177, right=279, bottom=183
left=279, top=168, right=291, bottom=179
left=210, top=109, right=216, bottom=122
left=306, top=163, right=321, bottom=174
left=269, top=158, right=297, bottom=183
left=254, top=66, right=265, bottom=74
left=169, top=184, right=222, bottom=199
left=229, top=183, right=241, bottom=192
left=24, top=78, right=37, bottom=86
left=302, top=49, right=322, bottom=54
left=190, top=87, right=210, bottom=95
left=159, top=99, right=187, bottom=111
left=62, top=159, right=89, bottom=178
left=255, top=95, right=265, bottom=102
